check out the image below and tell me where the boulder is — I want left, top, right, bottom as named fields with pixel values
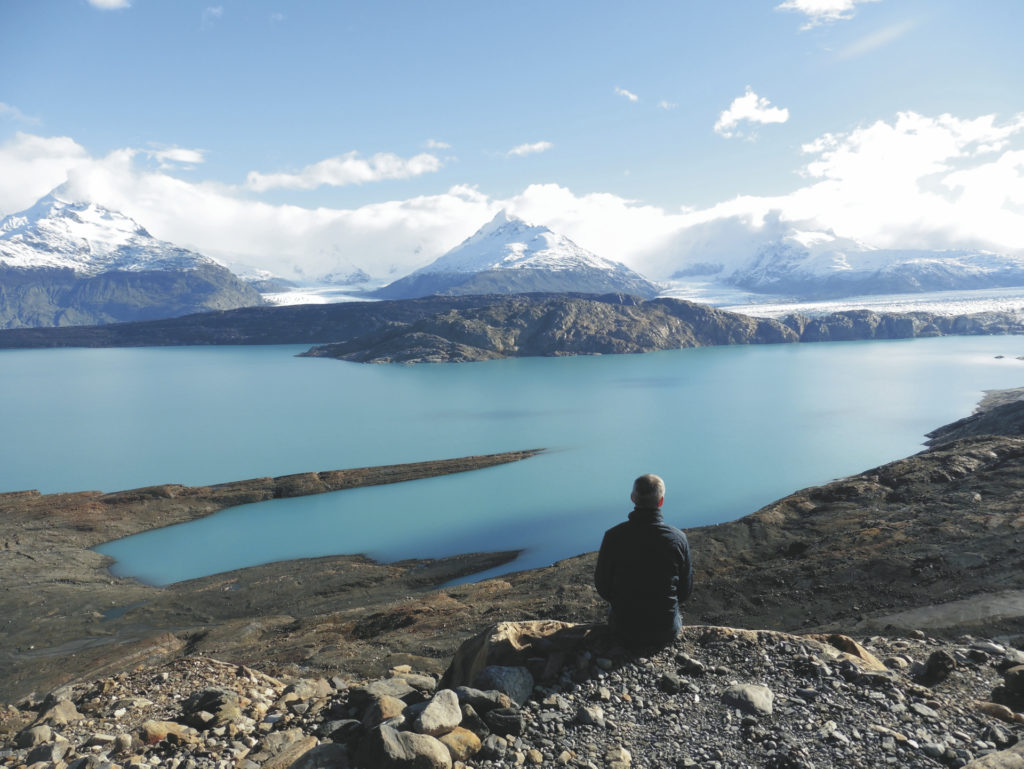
left=439, top=621, right=581, bottom=689
left=349, top=679, right=417, bottom=707
left=137, top=719, right=199, bottom=746
left=413, top=689, right=461, bottom=737
left=1004, top=665, right=1024, bottom=695
left=605, top=745, right=632, bottom=769
left=962, top=741, right=1024, bottom=768
left=33, top=699, right=83, bottom=726
left=479, top=734, right=508, bottom=761
left=802, top=633, right=888, bottom=672
left=482, top=707, right=526, bottom=736
left=362, top=694, right=408, bottom=729
left=451, top=687, right=513, bottom=714
left=26, top=739, right=71, bottom=764
left=438, top=727, right=481, bottom=762
left=357, top=724, right=452, bottom=769
left=259, top=736, right=319, bottom=769
left=575, top=705, right=605, bottom=728
left=15, top=724, right=52, bottom=748
left=721, top=684, right=774, bottom=716
left=471, top=666, right=534, bottom=706
left=283, top=743, right=349, bottom=769
left=458, top=704, right=490, bottom=739
left=180, top=687, right=243, bottom=728
left=283, top=678, right=333, bottom=700
left=919, top=650, right=957, bottom=685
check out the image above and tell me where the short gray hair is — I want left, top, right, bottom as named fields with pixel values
left=632, top=474, right=665, bottom=507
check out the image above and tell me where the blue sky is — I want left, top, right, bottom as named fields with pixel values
left=2, top=0, right=1023, bottom=281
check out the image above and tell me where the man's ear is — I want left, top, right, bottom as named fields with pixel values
left=658, top=497, right=665, bottom=508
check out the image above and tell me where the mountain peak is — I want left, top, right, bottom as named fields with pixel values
left=374, top=212, right=661, bottom=299
left=0, top=189, right=213, bottom=275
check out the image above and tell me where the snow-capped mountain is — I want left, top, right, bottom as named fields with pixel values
left=728, top=229, right=1024, bottom=298
left=0, top=193, right=223, bottom=275
left=0, top=191, right=263, bottom=329
left=664, top=221, right=1024, bottom=300
left=375, top=210, right=661, bottom=299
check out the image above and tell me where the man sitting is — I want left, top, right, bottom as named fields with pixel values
left=594, top=474, right=693, bottom=649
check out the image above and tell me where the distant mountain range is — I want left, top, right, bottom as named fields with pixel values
left=0, top=192, right=263, bottom=328
left=672, top=226, right=1024, bottom=299
left=5, top=191, right=1024, bottom=331
left=374, top=210, right=661, bottom=299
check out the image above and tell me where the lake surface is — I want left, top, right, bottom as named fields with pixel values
left=1, top=336, right=1022, bottom=585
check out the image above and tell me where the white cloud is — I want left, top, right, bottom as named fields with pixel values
left=87, top=0, right=131, bottom=9
left=838, top=20, right=915, bottom=59
left=0, top=132, right=90, bottom=215
left=146, top=147, right=206, bottom=169
left=0, top=102, right=39, bottom=124
left=658, top=100, right=677, bottom=110
left=614, top=87, right=639, bottom=103
left=201, top=6, right=223, bottom=30
left=425, top=139, right=451, bottom=149
left=4, top=111, right=1024, bottom=284
left=245, top=151, right=443, bottom=192
left=783, top=111, right=1024, bottom=252
left=776, top=0, right=880, bottom=30
left=714, top=88, right=789, bottom=139
left=507, top=141, right=553, bottom=158
left=270, top=12, right=285, bottom=22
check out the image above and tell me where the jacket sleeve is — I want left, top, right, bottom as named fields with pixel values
left=594, top=532, right=613, bottom=601
left=677, top=535, right=694, bottom=603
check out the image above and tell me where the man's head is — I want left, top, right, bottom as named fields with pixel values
left=631, top=473, right=665, bottom=509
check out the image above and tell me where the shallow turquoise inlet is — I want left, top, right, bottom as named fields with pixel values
left=1, top=335, right=1021, bottom=584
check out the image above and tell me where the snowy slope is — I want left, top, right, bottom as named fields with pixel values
left=662, top=223, right=1024, bottom=300
left=422, top=210, right=631, bottom=274
left=376, top=211, right=660, bottom=299
left=731, top=229, right=1024, bottom=298
left=0, top=192, right=219, bottom=275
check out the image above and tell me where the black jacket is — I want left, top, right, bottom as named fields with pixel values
left=594, top=506, right=693, bottom=646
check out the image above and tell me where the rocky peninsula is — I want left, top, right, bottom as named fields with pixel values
left=0, top=294, right=1021, bottom=363
left=0, top=451, right=542, bottom=705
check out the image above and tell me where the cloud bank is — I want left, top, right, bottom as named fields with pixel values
left=2, top=111, right=1023, bottom=284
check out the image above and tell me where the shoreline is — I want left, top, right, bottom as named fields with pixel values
left=0, top=450, right=542, bottom=702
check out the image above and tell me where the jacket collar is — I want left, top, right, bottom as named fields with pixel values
left=628, top=506, right=663, bottom=524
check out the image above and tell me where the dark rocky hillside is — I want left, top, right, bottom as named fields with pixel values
left=0, top=293, right=1020, bottom=362
left=0, top=264, right=264, bottom=329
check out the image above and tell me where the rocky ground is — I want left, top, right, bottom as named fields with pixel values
left=2, top=621, right=1024, bottom=769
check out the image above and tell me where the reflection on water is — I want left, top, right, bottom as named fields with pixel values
left=1, top=336, right=1023, bottom=585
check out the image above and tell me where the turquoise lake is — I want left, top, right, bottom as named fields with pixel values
left=1, top=336, right=1022, bottom=585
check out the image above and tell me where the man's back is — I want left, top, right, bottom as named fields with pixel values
left=594, top=481, right=693, bottom=648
